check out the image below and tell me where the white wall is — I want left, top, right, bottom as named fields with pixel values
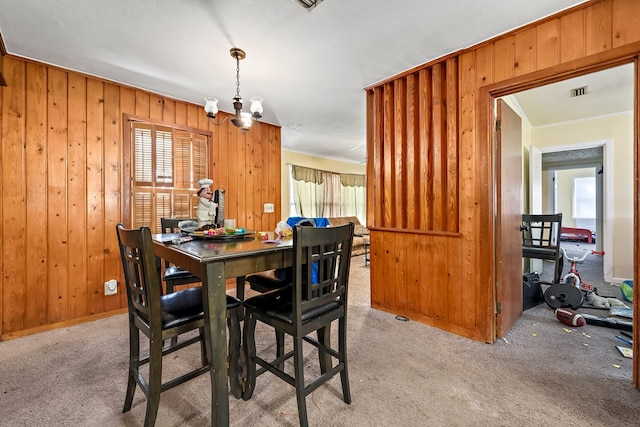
left=531, top=112, right=633, bottom=281
left=280, top=150, right=366, bottom=222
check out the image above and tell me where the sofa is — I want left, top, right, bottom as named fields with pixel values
left=326, top=216, right=370, bottom=256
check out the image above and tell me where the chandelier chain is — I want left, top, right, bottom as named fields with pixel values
left=235, top=56, right=241, bottom=99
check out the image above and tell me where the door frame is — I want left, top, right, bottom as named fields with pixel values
left=536, top=139, right=613, bottom=282
left=479, top=46, right=639, bottom=384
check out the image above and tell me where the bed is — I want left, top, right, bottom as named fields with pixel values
left=560, top=226, right=593, bottom=244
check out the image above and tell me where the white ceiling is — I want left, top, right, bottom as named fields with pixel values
left=1, top=0, right=609, bottom=164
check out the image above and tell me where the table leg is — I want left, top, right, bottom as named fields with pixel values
left=201, top=262, right=230, bottom=426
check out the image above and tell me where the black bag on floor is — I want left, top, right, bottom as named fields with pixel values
left=523, top=272, right=544, bottom=310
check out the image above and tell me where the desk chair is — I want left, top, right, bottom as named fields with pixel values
left=242, top=223, right=354, bottom=427
left=160, top=217, right=200, bottom=294
left=116, top=224, right=242, bottom=427
left=522, top=213, right=564, bottom=284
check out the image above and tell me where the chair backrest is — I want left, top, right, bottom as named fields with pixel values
left=160, top=217, right=196, bottom=269
left=522, top=213, right=562, bottom=249
left=116, top=224, right=162, bottom=327
left=161, top=217, right=196, bottom=233
left=292, top=222, right=354, bottom=323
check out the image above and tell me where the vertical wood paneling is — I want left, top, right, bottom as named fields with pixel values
left=1, top=56, right=282, bottom=339
left=458, top=51, right=479, bottom=333
left=68, top=74, right=88, bottom=317
left=86, top=79, right=105, bottom=315
left=0, top=53, right=4, bottom=328
left=514, top=28, right=536, bottom=76
left=406, top=236, right=421, bottom=314
left=382, top=84, right=394, bottom=227
left=560, top=10, right=586, bottom=62
left=418, top=69, right=432, bottom=230
left=612, top=0, right=640, bottom=47
left=536, top=20, right=560, bottom=69
left=430, top=64, right=444, bottom=230
left=585, top=0, right=613, bottom=55
left=46, top=68, right=69, bottom=323
left=2, top=57, right=27, bottom=333
left=493, top=36, right=515, bottom=82
left=103, top=83, right=120, bottom=312
left=25, top=63, right=48, bottom=327
left=393, top=79, right=406, bottom=229
left=445, top=58, right=459, bottom=232
left=393, top=233, right=407, bottom=311
left=405, top=73, right=418, bottom=229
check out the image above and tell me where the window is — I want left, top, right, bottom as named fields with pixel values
left=289, top=164, right=366, bottom=224
left=129, top=121, right=209, bottom=233
left=573, top=176, right=596, bottom=219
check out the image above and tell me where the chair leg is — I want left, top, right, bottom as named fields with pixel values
left=227, top=307, right=242, bottom=399
left=338, top=317, right=351, bottom=404
left=123, top=324, right=139, bottom=413
left=553, top=257, right=562, bottom=284
left=144, top=337, right=163, bottom=427
left=275, top=330, right=285, bottom=370
left=198, top=327, right=208, bottom=367
left=293, top=336, right=309, bottom=427
left=242, top=313, right=258, bottom=401
left=316, top=326, right=332, bottom=374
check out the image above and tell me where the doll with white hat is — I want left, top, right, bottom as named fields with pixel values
left=196, top=178, right=217, bottom=227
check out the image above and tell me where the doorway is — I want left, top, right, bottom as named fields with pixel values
left=493, top=61, right=635, bottom=339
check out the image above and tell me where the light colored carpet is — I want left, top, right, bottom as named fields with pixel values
left=1, top=255, right=639, bottom=427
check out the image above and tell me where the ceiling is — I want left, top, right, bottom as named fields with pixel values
left=0, top=0, right=615, bottom=164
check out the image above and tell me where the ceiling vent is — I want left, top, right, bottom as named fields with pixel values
left=293, top=0, right=323, bottom=10
left=570, top=86, right=588, bottom=97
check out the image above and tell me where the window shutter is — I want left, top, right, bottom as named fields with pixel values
left=156, top=129, right=173, bottom=186
left=129, top=121, right=209, bottom=231
left=134, top=127, right=153, bottom=185
left=174, top=131, right=191, bottom=189
left=192, top=135, right=207, bottom=186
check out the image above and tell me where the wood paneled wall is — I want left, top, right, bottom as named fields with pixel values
left=366, top=0, right=640, bottom=343
left=0, top=56, right=281, bottom=339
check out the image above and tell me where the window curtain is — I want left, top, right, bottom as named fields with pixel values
left=322, top=171, right=342, bottom=217
left=290, top=164, right=365, bottom=221
left=291, top=165, right=324, bottom=217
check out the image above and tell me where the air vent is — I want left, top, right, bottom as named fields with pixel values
left=293, top=0, right=323, bottom=10
left=570, top=86, right=587, bottom=97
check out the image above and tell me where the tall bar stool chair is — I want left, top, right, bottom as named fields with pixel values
left=116, top=224, right=242, bottom=427
left=242, top=222, right=354, bottom=427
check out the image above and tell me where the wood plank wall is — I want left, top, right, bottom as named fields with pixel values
left=0, top=56, right=281, bottom=339
left=366, top=0, right=640, bottom=343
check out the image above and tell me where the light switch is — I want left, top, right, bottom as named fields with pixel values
left=264, top=203, right=274, bottom=213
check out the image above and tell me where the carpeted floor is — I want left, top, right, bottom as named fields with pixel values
left=0, top=253, right=638, bottom=427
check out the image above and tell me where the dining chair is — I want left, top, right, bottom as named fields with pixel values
left=160, top=217, right=201, bottom=294
left=242, top=222, right=354, bottom=427
left=522, top=213, right=564, bottom=284
left=116, top=224, right=243, bottom=427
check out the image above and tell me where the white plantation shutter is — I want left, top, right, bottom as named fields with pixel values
left=130, top=122, right=209, bottom=233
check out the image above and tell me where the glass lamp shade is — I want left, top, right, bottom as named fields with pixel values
left=240, top=112, right=253, bottom=129
left=204, top=97, right=219, bottom=117
left=249, top=97, right=263, bottom=118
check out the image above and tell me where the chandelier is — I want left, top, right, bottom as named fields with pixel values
left=204, top=47, right=263, bottom=133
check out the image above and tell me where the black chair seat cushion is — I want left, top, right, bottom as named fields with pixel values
left=243, top=286, right=339, bottom=324
left=163, top=265, right=199, bottom=281
left=246, top=269, right=291, bottom=293
left=160, top=287, right=241, bottom=329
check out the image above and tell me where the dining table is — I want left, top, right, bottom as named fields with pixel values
left=152, top=232, right=293, bottom=426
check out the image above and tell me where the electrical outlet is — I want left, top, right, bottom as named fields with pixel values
left=264, top=203, right=274, bottom=213
left=104, top=279, right=118, bottom=296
